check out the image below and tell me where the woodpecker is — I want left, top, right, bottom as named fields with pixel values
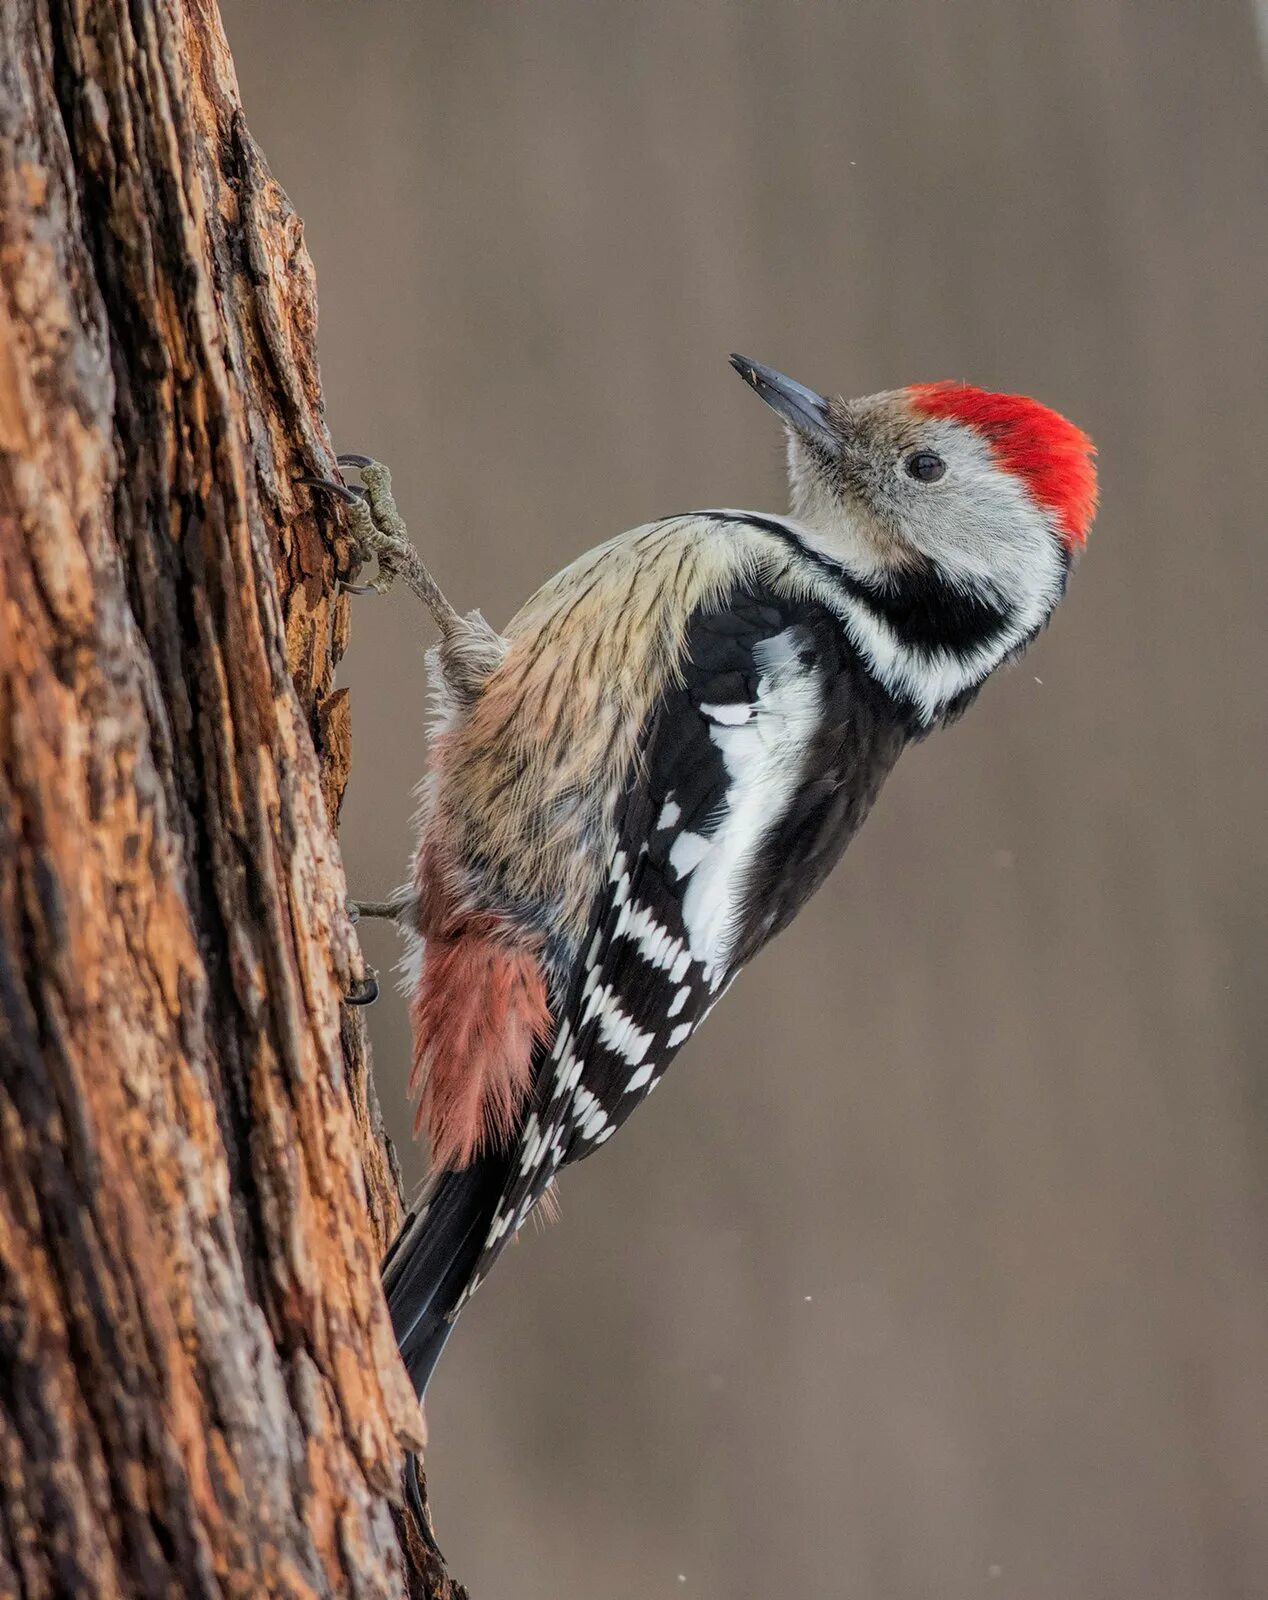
left=318, top=356, right=1096, bottom=1420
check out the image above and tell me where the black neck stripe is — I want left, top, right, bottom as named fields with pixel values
left=692, top=510, right=1010, bottom=658
left=836, top=568, right=1008, bottom=656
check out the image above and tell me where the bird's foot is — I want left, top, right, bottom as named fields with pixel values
left=298, top=456, right=463, bottom=634
left=332, top=455, right=415, bottom=599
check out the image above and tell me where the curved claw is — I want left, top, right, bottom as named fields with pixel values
left=344, top=971, right=380, bottom=1007
left=404, top=1454, right=443, bottom=1553
left=339, top=580, right=380, bottom=596
left=296, top=475, right=367, bottom=505
left=336, top=452, right=375, bottom=470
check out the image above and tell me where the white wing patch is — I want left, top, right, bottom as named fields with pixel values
left=673, top=627, right=823, bottom=982
left=669, top=831, right=711, bottom=878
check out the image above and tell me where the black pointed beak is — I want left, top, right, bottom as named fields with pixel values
left=729, top=355, right=836, bottom=449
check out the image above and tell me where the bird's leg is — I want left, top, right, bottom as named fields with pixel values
left=342, top=891, right=415, bottom=1005
left=346, top=893, right=415, bottom=925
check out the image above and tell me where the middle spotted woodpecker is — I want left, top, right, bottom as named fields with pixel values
left=315, top=355, right=1097, bottom=1417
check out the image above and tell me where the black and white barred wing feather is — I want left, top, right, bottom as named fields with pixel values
left=469, top=584, right=844, bottom=1291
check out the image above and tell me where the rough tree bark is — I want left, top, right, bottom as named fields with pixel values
left=0, top=2, right=463, bottom=1595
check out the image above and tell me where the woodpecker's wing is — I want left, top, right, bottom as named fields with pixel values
left=462, top=573, right=906, bottom=1296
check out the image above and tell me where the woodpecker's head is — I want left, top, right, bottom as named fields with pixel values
left=730, top=355, right=1097, bottom=724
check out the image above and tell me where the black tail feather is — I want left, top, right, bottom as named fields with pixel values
left=384, top=1154, right=511, bottom=1542
left=383, top=1153, right=507, bottom=1400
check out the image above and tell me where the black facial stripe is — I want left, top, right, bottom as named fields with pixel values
left=693, top=511, right=1010, bottom=658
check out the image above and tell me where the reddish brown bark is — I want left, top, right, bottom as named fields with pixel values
left=0, top=2, right=461, bottom=1594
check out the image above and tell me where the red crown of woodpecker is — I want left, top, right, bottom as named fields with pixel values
left=909, top=382, right=1097, bottom=550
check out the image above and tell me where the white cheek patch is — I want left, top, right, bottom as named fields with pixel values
left=833, top=510, right=1065, bottom=725
left=673, top=628, right=824, bottom=982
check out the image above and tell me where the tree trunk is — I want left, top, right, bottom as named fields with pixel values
left=0, top=2, right=461, bottom=1594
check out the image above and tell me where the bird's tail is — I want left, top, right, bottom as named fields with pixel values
left=382, top=1153, right=506, bottom=1401
left=382, top=1155, right=508, bottom=1533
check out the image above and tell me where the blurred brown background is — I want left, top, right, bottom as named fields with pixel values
left=222, top=3, right=1268, bottom=1595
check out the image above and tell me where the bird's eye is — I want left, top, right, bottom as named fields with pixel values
left=905, top=451, right=946, bottom=483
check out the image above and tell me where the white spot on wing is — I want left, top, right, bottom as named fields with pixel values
left=518, top=1113, right=543, bottom=1174
left=579, top=1106, right=609, bottom=1139
left=572, top=1086, right=610, bottom=1139
left=622, top=903, right=686, bottom=972
left=583, top=982, right=655, bottom=1066
left=624, top=1060, right=654, bottom=1093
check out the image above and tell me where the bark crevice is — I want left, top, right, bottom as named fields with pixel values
left=1, top=1, right=462, bottom=1594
